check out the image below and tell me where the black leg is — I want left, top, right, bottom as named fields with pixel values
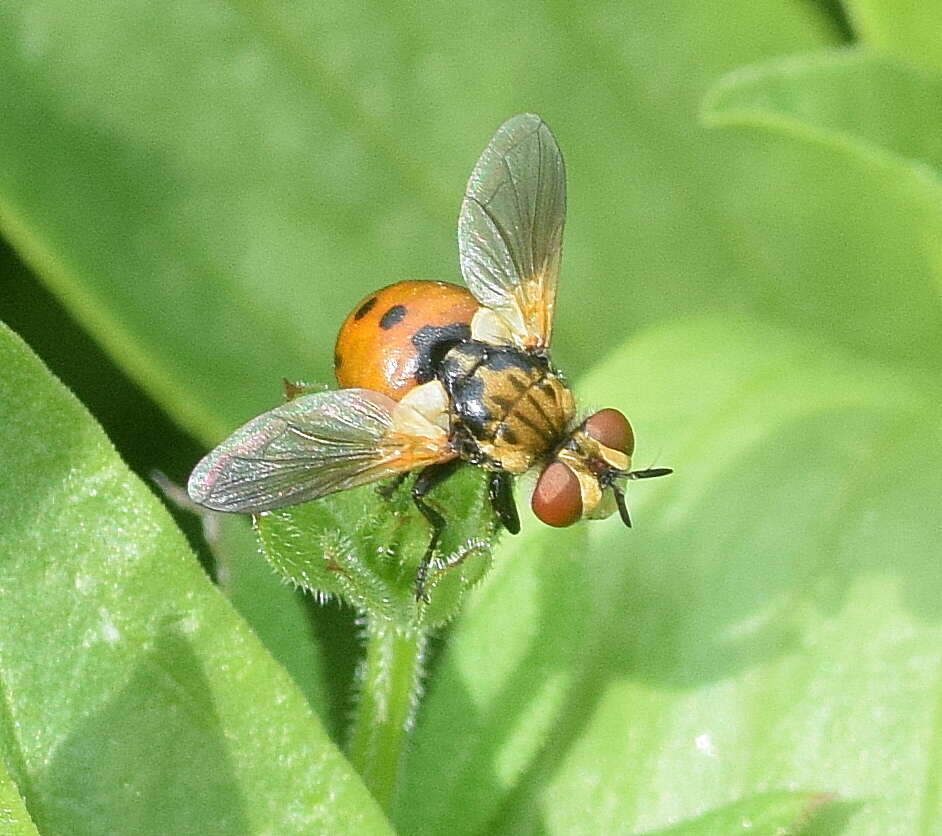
left=488, top=471, right=520, bottom=534
left=611, top=483, right=632, bottom=528
left=377, top=471, right=410, bottom=499
left=412, top=459, right=462, bottom=601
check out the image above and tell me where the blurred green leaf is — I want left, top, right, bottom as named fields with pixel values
left=843, top=0, right=942, bottom=73
left=0, top=0, right=834, bottom=444
left=0, top=762, right=39, bottom=836
left=704, top=47, right=942, bottom=174
left=701, top=50, right=942, bottom=358
left=397, top=316, right=940, bottom=835
left=699, top=53, right=942, bottom=375
left=0, top=323, right=391, bottom=835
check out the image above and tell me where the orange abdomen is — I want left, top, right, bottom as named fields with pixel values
left=334, top=280, right=478, bottom=400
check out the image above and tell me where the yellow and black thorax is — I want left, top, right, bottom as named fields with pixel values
left=438, top=341, right=575, bottom=473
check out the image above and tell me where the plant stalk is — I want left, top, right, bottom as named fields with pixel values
left=347, top=618, right=427, bottom=812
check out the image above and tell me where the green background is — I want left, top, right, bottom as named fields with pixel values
left=1, top=0, right=940, bottom=833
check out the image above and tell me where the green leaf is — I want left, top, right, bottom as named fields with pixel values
left=397, top=317, right=941, bottom=835
left=0, top=323, right=392, bottom=835
left=0, top=0, right=835, bottom=443
left=0, top=761, right=39, bottom=836
left=212, top=514, right=330, bottom=720
left=148, top=475, right=332, bottom=722
left=843, top=0, right=942, bottom=73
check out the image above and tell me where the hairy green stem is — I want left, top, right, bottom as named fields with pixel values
left=347, top=619, right=427, bottom=811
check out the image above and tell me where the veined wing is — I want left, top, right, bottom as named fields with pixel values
left=188, top=387, right=454, bottom=513
left=458, top=113, right=566, bottom=351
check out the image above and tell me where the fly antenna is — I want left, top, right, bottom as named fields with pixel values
left=609, top=465, right=673, bottom=480
left=626, top=466, right=673, bottom=480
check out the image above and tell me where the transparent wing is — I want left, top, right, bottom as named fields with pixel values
left=458, top=113, right=566, bottom=351
left=188, top=388, right=453, bottom=513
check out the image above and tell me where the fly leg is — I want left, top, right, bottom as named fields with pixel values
left=412, top=459, right=462, bottom=602
left=488, top=471, right=520, bottom=534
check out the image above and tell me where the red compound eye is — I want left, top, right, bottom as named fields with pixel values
left=582, top=408, right=634, bottom=456
left=531, top=461, right=583, bottom=527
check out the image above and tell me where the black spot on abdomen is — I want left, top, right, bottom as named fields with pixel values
left=354, top=297, right=377, bottom=320
left=379, top=305, right=407, bottom=329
